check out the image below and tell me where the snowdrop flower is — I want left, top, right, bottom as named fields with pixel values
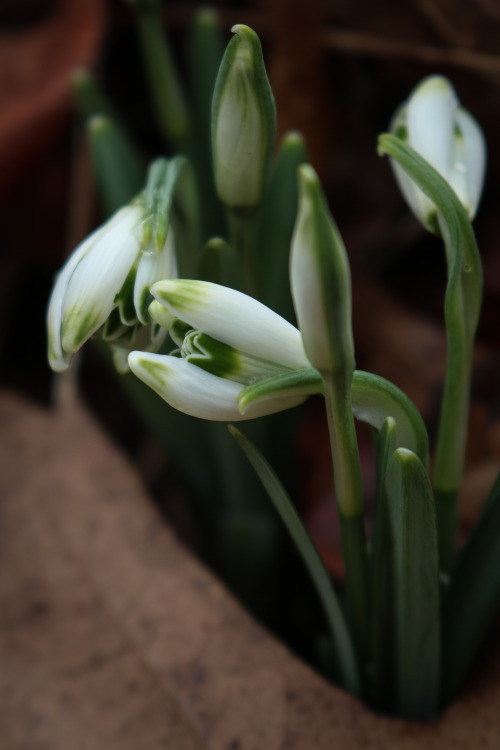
left=390, top=75, right=486, bottom=233
left=47, top=162, right=178, bottom=373
left=212, top=24, right=276, bottom=211
left=128, top=279, right=316, bottom=421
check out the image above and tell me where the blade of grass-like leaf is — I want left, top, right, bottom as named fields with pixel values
left=131, top=0, right=190, bottom=152
left=385, top=448, right=440, bottom=720
left=187, top=8, right=225, bottom=238
left=368, top=417, right=396, bottom=711
left=441, top=471, right=500, bottom=705
left=378, top=134, right=482, bottom=572
left=87, top=115, right=145, bottom=217
left=254, top=131, right=308, bottom=322
left=228, top=424, right=360, bottom=697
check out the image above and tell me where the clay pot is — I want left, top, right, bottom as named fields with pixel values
left=0, top=0, right=105, bottom=199
left=1, top=389, right=500, bottom=749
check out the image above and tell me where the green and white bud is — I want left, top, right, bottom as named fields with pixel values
left=212, top=24, right=276, bottom=211
left=290, top=164, right=355, bottom=377
left=128, top=279, right=312, bottom=420
left=391, top=75, right=486, bottom=233
left=47, top=159, right=179, bottom=373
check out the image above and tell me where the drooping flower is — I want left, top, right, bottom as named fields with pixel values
left=390, top=75, right=486, bottom=233
left=47, top=159, right=180, bottom=373
left=128, top=279, right=318, bottom=420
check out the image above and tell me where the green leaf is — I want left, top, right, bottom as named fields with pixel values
left=385, top=448, right=440, bottom=720
left=351, top=370, right=429, bottom=466
left=87, top=115, right=145, bottom=217
left=228, top=425, right=360, bottom=696
left=368, top=417, right=397, bottom=711
left=187, top=7, right=225, bottom=238
left=132, top=0, right=190, bottom=150
left=72, top=69, right=122, bottom=123
left=254, top=131, right=308, bottom=322
left=441, top=471, right=500, bottom=704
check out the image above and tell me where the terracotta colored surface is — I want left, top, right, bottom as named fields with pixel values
left=1, top=390, right=500, bottom=748
left=0, top=0, right=105, bottom=198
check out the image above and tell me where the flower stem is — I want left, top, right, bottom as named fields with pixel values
left=323, top=373, right=370, bottom=673
left=227, top=209, right=257, bottom=295
left=433, top=341, right=472, bottom=572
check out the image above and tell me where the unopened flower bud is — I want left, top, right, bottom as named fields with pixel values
left=212, top=24, right=276, bottom=212
left=290, top=165, right=355, bottom=377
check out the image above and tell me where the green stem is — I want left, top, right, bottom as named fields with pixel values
left=433, top=210, right=475, bottom=572
left=133, top=0, right=190, bottom=151
left=227, top=210, right=257, bottom=295
left=433, top=359, right=471, bottom=572
left=323, top=373, right=370, bottom=673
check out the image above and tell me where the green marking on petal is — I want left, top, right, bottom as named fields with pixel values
left=395, top=124, right=408, bottom=141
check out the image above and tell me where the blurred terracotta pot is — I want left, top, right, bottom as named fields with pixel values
left=1, top=390, right=500, bottom=748
left=0, top=0, right=105, bottom=199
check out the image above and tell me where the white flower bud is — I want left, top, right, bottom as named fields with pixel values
left=212, top=24, right=276, bottom=211
left=391, top=75, right=486, bottom=233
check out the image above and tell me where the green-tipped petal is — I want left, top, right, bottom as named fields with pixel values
left=151, top=279, right=310, bottom=370
left=134, top=228, right=178, bottom=324
left=450, top=107, right=486, bottom=218
left=128, top=352, right=304, bottom=421
left=61, top=206, right=142, bottom=353
left=47, top=227, right=101, bottom=371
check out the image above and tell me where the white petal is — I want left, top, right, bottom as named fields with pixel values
left=134, top=227, right=178, bottom=325
left=46, top=224, right=104, bottom=371
left=450, top=108, right=486, bottom=218
left=61, top=206, right=142, bottom=353
left=407, top=76, right=457, bottom=180
left=151, top=279, right=310, bottom=370
left=128, top=352, right=304, bottom=421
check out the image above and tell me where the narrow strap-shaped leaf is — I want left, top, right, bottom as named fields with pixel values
left=441, top=471, right=500, bottom=704
left=254, top=131, right=308, bottom=322
left=228, top=425, right=361, bottom=697
left=87, top=115, right=145, bottom=217
left=368, top=417, right=397, bottom=711
left=238, top=368, right=428, bottom=464
left=385, top=448, right=440, bottom=720
left=131, top=0, right=190, bottom=151
left=187, top=8, right=225, bottom=238
left=351, top=370, right=429, bottom=466
left=378, top=134, right=482, bottom=571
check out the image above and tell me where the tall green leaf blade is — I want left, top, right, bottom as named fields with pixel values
left=385, top=448, right=440, bottom=720
left=187, top=8, right=225, bottom=238
left=442, top=472, right=500, bottom=704
left=368, top=417, right=397, bottom=711
left=87, top=115, right=145, bottom=217
left=254, top=131, right=308, bottom=322
left=228, top=425, right=360, bottom=697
